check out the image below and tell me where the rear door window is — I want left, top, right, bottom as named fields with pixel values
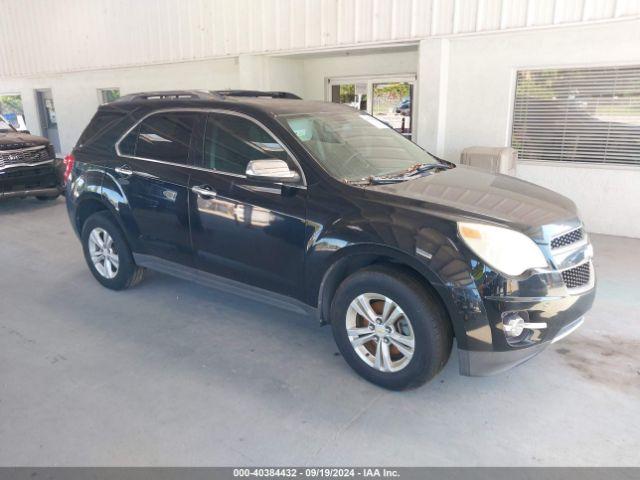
left=128, top=112, right=199, bottom=164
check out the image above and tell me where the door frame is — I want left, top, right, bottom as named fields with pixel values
left=35, top=88, right=61, bottom=153
left=325, top=73, right=417, bottom=140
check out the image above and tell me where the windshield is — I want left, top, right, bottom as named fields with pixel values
left=0, top=116, right=15, bottom=132
left=277, top=110, right=439, bottom=182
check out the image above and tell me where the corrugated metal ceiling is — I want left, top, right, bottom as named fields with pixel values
left=1, top=0, right=638, bottom=77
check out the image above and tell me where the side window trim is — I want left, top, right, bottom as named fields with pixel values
left=115, top=107, right=307, bottom=187
left=202, top=112, right=294, bottom=179
left=119, top=111, right=200, bottom=166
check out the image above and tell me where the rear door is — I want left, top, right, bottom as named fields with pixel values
left=114, top=110, right=203, bottom=266
left=188, top=111, right=307, bottom=298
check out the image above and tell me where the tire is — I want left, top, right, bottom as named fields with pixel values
left=36, top=194, right=59, bottom=201
left=330, top=265, right=452, bottom=390
left=81, top=211, right=145, bottom=290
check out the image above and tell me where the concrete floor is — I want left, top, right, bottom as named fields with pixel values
left=0, top=197, right=638, bottom=467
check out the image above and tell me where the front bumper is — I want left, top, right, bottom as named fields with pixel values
left=0, top=160, right=63, bottom=199
left=457, top=273, right=596, bottom=376
left=0, top=186, right=63, bottom=199
left=459, top=316, right=586, bottom=376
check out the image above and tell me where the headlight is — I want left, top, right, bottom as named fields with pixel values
left=457, top=222, right=548, bottom=277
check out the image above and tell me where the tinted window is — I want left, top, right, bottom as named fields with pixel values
left=77, top=111, right=125, bottom=149
left=119, top=126, right=138, bottom=156
left=203, top=113, right=290, bottom=175
left=134, top=112, right=199, bottom=164
left=278, top=111, right=437, bottom=181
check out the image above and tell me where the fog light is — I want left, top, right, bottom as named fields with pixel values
left=502, top=312, right=548, bottom=340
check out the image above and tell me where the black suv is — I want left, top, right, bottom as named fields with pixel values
left=65, top=90, right=595, bottom=389
left=0, top=115, right=64, bottom=200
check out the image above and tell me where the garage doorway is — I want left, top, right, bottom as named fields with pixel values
left=327, top=75, right=416, bottom=140
left=35, top=89, right=61, bottom=153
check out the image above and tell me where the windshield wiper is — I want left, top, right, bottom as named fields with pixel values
left=345, top=162, right=454, bottom=186
left=369, top=162, right=451, bottom=184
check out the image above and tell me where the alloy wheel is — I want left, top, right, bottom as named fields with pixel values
left=88, top=227, right=119, bottom=279
left=345, top=293, right=415, bottom=372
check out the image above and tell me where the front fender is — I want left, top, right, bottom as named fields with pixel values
left=306, top=217, right=491, bottom=351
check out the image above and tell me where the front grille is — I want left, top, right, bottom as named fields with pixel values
left=561, top=262, right=591, bottom=289
left=551, top=228, right=584, bottom=249
left=0, top=146, right=51, bottom=169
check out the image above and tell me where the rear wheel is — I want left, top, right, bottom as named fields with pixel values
left=81, top=211, right=144, bottom=290
left=331, top=265, right=452, bottom=390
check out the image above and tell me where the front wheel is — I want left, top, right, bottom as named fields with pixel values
left=331, top=265, right=452, bottom=390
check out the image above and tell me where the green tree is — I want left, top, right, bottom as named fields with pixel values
left=0, top=95, right=23, bottom=114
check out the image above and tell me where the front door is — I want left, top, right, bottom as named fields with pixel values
left=188, top=112, right=307, bottom=298
left=113, top=110, right=203, bottom=265
left=36, top=89, right=61, bottom=153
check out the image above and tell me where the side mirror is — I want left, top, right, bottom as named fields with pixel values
left=245, top=159, right=301, bottom=184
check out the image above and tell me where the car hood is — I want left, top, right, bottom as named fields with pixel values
left=368, top=165, right=578, bottom=236
left=0, top=131, right=50, bottom=149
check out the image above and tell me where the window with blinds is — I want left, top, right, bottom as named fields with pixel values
left=511, top=65, right=640, bottom=166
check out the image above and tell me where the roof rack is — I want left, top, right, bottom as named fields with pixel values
left=213, top=90, right=301, bottom=100
left=112, top=89, right=302, bottom=104
left=114, top=90, right=218, bottom=102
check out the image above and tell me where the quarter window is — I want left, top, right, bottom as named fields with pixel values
left=127, top=112, right=199, bottom=164
left=119, top=126, right=138, bottom=156
left=78, top=112, right=125, bottom=149
left=203, top=113, right=291, bottom=175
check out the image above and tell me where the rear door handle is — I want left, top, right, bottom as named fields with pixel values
left=191, top=185, right=217, bottom=198
left=115, top=165, right=133, bottom=177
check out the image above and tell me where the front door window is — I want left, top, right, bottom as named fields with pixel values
left=202, top=113, right=292, bottom=176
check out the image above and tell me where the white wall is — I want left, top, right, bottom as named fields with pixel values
left=0, top=47, right=420, bottom=154
left=416, top=38, right=449, bottom=156
left=517, top=163, right=640, bottom=238
left=238, top=55, right=306, bottom=98
left=5, top=0, right=637, bottom=77
left=2, top=18, right=638, bottom=238
left=0, top=54, right=311, bottom=154
left=437, top=20, right=640, bottom=237
left=0, top=58, right=239, bottom=154
left=301, top=47, right=419, bottom=100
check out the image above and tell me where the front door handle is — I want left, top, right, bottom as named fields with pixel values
left=115, top=165, right=133, bottom=177
left=191, top=185, right=217, bottom=198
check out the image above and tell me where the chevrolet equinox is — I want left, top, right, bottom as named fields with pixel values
left=65, top=90, right=596, bottom=389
